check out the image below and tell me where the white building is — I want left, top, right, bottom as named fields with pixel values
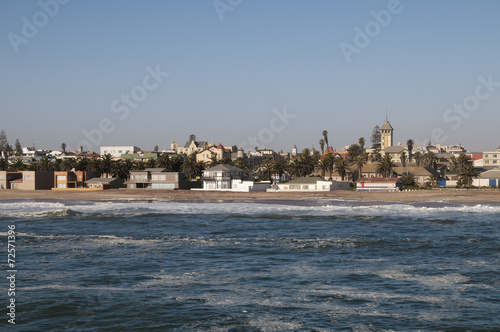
left=276, top=177, right=349, bottom=191
left=100, top=146, right=140, bottom=158
left=356, top=177, right=402, bottom=192
left=199, top=164, right=270, bottom=191
left=483, top=147, right=500, bottom=167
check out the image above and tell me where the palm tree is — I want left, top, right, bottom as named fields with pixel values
left=258, top=157, right=274, bottom=181
left=370, top=150, right=382, bottom=162
left=319, top=139, right=325, bottom=154
left=288, top=159, right=301, bottom=179
left=101, top=154, right=113, bottom=177
left=60, top=158, right=75, bottom=171
left=423, top=152, right=437, bottom=169
left=299, top=149, right=315, bottom=176
left=10, top=159, right=25, bottom=171
left=146, top=158, right=156, bottom=168
left=351, top=153, right=368, bottom=180
left=207, top=156, right=218, bottom=168
left=322, top=130, right=329, bottom=149
left=181, top=153, right=199, bottom=180
left=37, top=156, right=53, bottom=171
left=61, top=143, right=67, bottom=153
left=133, top=160, right=146, bottom=171
left=425, top=175, right=438, bottom=188
left=88, top=157, right=102, bottom=176
left=0, top=158, right=8, bottom=171
left=323, top=152, right=335, bottom=179
left=413, top=151, right=423, bottom=166
left=334, top=157, right=349, bottom=181
left=406, top=139, right=414, bottom=162
left=400, top=151, right=407, bottom=167
left=318, top=158, right=329, bottom=179
left=457, top=153, right=469, bottom=171
left=358, top=137, right=365, bottom=152
left=347, top=144, right=362, bottom=161
left=376, top=153, right=396, bottom=177
left=458, top=164, right=480, bottom=188
left=156, top=155, right=172, bottom=171
left=272, top=157, right=287, bottom=182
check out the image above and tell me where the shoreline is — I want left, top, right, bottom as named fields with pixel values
left=1, top=189, right=500, bottom=204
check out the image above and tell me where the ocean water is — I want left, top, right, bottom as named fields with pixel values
left=1, top=199, right=499, bottom=331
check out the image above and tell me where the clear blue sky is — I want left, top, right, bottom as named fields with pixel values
left=1, top=0, right=499, bottom=153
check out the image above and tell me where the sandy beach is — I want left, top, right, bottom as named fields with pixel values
left=1, top=189, right=500, bottom=204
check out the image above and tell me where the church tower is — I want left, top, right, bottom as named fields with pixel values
left=380, top=121, right=394, bottom=150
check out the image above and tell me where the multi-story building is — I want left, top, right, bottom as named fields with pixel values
left=202, top=164, right=244, bottom=190
left=128, top=168, right=191, bottom=189
left=100, top=146, right=140, bottom=158
left=380, top=120, right=394, bottom=150
left=54, top=171, right=94, bottom=189
left=8, top=171, right=54, bottom=190
left=0, top=171, right=22, bottom=189
left=483, top=147, right=500, bottom=167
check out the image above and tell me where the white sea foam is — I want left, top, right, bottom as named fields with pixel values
left=2, top=199, right=500, bottom=219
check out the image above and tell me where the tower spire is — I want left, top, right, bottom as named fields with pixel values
left=386, top=109, right=388, bottom=122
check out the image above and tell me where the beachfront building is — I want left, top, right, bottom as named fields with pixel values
left=356, top=177, right=402, bottom=192
left=128, top=168, right=192, bottom=189
left=201, top=164, right=245, bottom=190
left=0, top=171, right=22, bottom=189
left=7, top=171, right=54, bottom=190
left=54, top=171, right=94, bottom=189
left=483, top=147, right=500, bottom=168
left=86, top=177, right=124, bottom=189
left=100, top=146, right=140, bottom=158
left=473, top=168, right=500, bottom=187
left=276, top=177, right=350, bottom=191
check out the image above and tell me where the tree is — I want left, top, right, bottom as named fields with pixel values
left=370, top=125, right=381, bottom=149
left=351, top=152, right=368, bottom=180
left=61, top=143, right=67, bottom=153
left=15, top=139, right=22, bottom=156
left=4, top=145, right=13, bottom=157
left=0, top=130, right=8, bottom=153
left=370, top=150, right=382, bottom=162
left=272, top=157, right=287, bottom=182
left=181, top=153, right=199, bottom=180
left=37, top=156, right=53, bottom=171
left=322, top=152, right=335, bottom=179
left=457, top=153, right=469, bottom=171
left=60, top=158, right=75, bottom=171
left=425, top=175, right=438, bottom=188
left=400, top=172, right=416, bottom=188
left=189, top=134, right=196, bottom=142
left=0, top=158, right=8, bottom=171
left=287, top=159, right=301, bottom=180
left=458, top=164, right=479, bottom=188
left=146, top=158, right=156, bottom=168
left=376, top=153, right=396, bottom=177
left=322, top=130, right=329, bottom=149
left=400, top=151, right=407, bottom=167
left=319, top=139, right=325, bottom=154
left=101, top=154, right=113, bottom=177
left=406, top=139, right=414, bottom=162
left=358, top=137, right=365, bottom=152
left=153, top=146, right=159, bottom=153
left=334, top=157, right=349, bottom=181
left=423, top=152, right=437, bottom=169
left=258, top=157, right=274, bottom=181
left=207, top=156, right=218, bottom=168
left=156, top=155, right=172, bottom=171
left=10, top=159, right=26, bottom=171
left=318, top=158, right=329, bottom=179
left=298, top=148, right=315, bottom=177
left=347, top=144, right=362, bottom=161
left=414, top=151, right=423, bottom=166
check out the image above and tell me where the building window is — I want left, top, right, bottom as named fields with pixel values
left=24, top=175, right=34, bottom=181
left=57, top=183, right=67, bottom=188
left=485, top=161, right=490, bottom=164
left=56, top=175, right=66, bottom=181
left=0, top=175, right=4, bottom=180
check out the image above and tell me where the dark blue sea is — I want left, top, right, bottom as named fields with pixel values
left=1, top=199, right=500, bottom=331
